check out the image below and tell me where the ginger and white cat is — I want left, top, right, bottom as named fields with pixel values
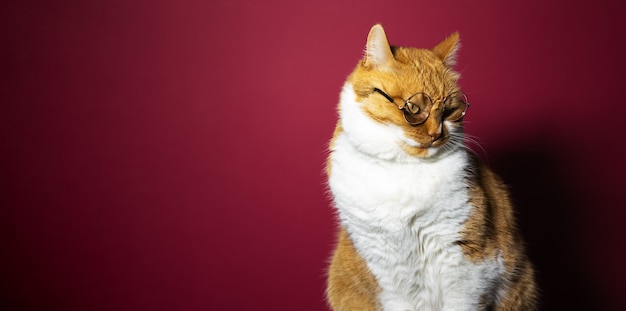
left=326, top=25, right=537, bottom=311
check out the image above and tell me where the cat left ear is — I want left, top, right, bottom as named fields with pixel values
left=364, top=24, right=395, bottom=68
left=432, top=32, right=460, bottom=67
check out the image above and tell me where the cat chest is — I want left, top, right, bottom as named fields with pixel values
left=351, top=225, right=500, bottom=311
left=328, top=139, right=502, bottom=309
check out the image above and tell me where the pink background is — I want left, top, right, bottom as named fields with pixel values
left=3, top=0, right=626, bottom=310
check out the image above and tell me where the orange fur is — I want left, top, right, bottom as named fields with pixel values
left=326, top=25, right=537, bottom=310
left=326, top=228, right=381, bottom=311
left=460, top=154, right=538, bottom=309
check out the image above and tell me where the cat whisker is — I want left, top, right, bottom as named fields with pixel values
left=447, top=131, right=486, bottom=158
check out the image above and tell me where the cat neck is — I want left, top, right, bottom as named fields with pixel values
left=329, top=131, right=470, bottom=231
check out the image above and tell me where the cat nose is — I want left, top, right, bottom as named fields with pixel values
left=428, top=126, right=442, bottom=141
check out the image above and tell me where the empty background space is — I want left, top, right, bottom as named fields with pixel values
left=2, top=0, right=625, bottom=310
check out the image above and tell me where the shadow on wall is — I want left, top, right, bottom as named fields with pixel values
left=485, top=135, right=620, bottom=310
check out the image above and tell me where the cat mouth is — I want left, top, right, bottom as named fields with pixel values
left=399, top=139, right=448, bottom=154
left=401, top=138, right=448, bottom=149
left=429, top=139, right=448, bottom=148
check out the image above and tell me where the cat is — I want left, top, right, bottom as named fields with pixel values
left=325, top=24, right=537, bottom=311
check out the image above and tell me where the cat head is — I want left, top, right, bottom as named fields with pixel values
left=339, top=24, right=467, bottom=160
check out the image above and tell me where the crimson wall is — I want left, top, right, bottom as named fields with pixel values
left=3, top=0, right=626, bottom=310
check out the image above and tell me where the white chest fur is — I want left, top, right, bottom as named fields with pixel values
left=328, top=84, right=503, bottom=310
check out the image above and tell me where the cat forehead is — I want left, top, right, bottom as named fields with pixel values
left=353, top=51, right=456, bottom=95
left=390, top=48, right=449, bottom=76
left=392, top=47, right=438, bottom=64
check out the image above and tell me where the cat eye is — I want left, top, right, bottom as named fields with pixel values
left=372, top=88, right=469, bottom=125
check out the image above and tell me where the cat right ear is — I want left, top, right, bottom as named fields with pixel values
left=432, top=32, right=460, bottom=67
left=364, top=24, right=394, bottom=68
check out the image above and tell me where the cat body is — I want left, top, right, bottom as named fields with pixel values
left=326, top=25, right=536, bottom=311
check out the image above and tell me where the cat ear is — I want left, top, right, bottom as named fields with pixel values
left=432, top=32, right=460, bottom=67
left=364, top=24, right=394, bottom=68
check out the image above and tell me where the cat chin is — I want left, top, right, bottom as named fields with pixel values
left=397, top=141, right=457, bottom=160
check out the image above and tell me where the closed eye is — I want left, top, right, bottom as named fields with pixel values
left=442, top=93, right=469, bottom=121
left=442, top=106, right=463, bottom=120
left=373, top=88, right=395, bottom=103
